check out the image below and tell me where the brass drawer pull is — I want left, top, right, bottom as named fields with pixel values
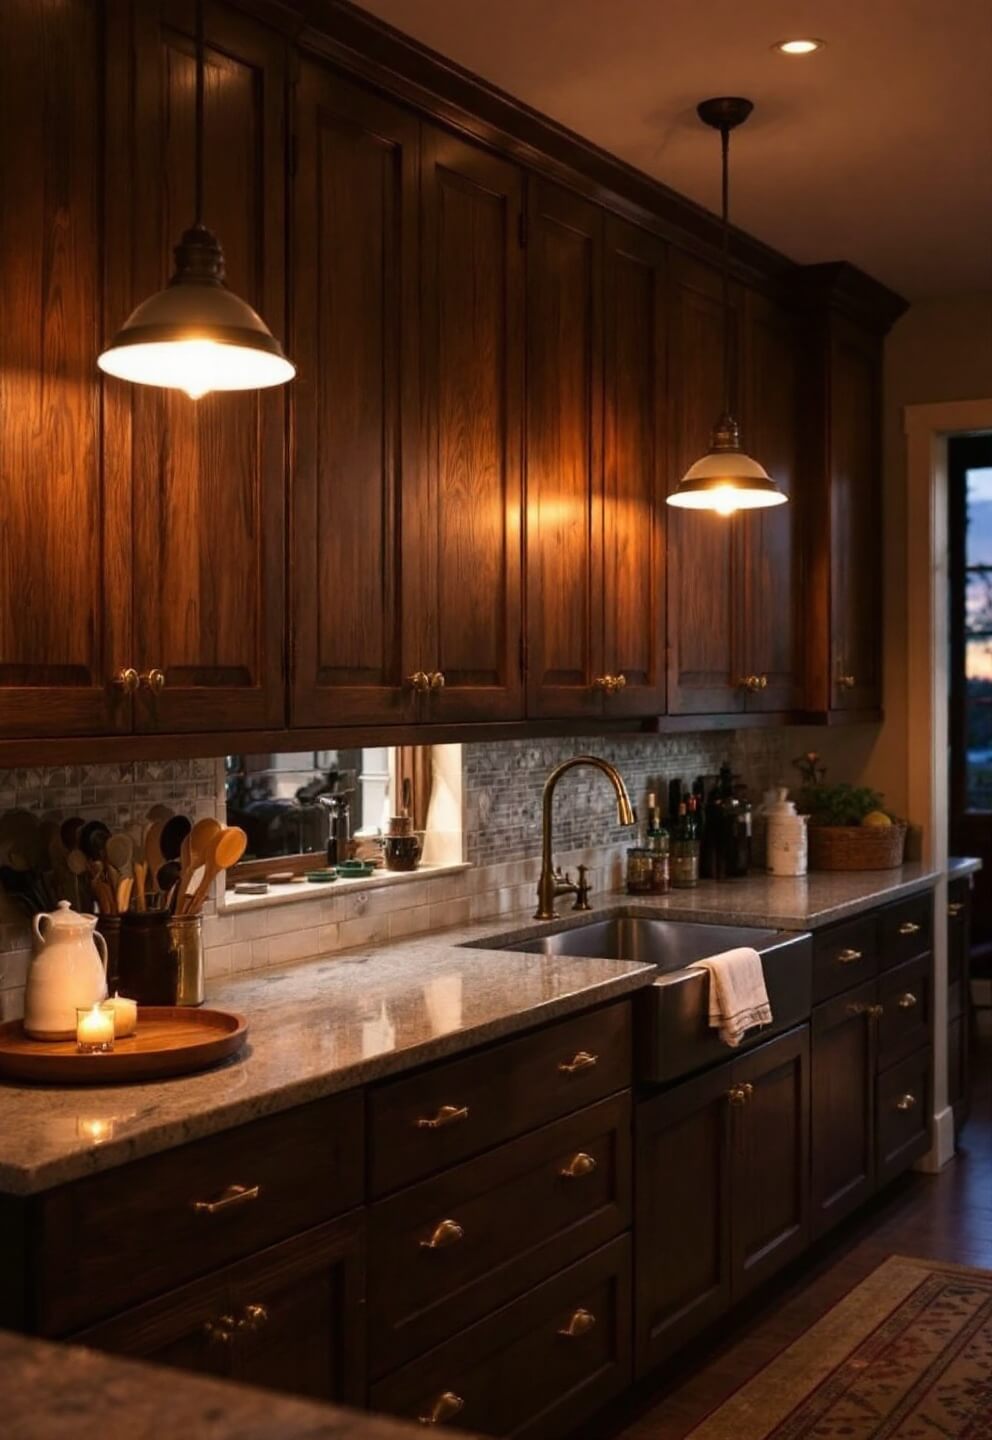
left=727, top=1082, right=753, bottom=1106
left=140, top=667, right=166, bottom=692
left=416, top=1104, right=469, bottom=1131
left=114, top=666, right=140, bottom=694
left=948, top=902, right=965, bottom=917
left=837, top=673, right=856, bottom=689
left=897, top=992, right=918, bottom=1010
left=558, top=1050, right=598, bottom=1076
left=203, top=1313, right=237, bottom=1345
left=895, top=1092, right=917, bottom=1112
left=407, top=670, right=431, bottom=693
left=558, top=1307, right=596, bottom=1339
left=898, top=921, right=921, bottom=937
left=560, top=1151, right=598, bottom=1180
left=419, top=1391, right=464, bottom=1426
left=837, top=947, right=863, bottom=964
left=192, top=1182, right=260, bottom=1217
left=420, top=1218, right=465, bottom=1251
left=237, top=1303, right=269, bottom=1332
left=429, top=670, right=446, bottom=691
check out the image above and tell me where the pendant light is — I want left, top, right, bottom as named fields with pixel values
left=667, top=97, right=786, bottom=515
left=97, top=0, right=294, bottom=400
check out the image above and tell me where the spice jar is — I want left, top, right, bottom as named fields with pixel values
left=626, top=846, right=655, bottom=895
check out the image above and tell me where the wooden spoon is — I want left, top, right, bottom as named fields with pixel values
left=105, top=832, right=134, bottom=877
left=178, top=817, right=222, bottom=910
left=185, top=826, right=247, bottom=915
left=132, top=861, right=147, bottom=913
left=144, top=821, right=165, bottom=891
left=160, top=814, right=191, bottom=862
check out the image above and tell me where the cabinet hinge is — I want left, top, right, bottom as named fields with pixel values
left=518, top=208, right=528, bottom=249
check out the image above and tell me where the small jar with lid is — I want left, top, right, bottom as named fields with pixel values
left=626, top=846, right=655, bottom=895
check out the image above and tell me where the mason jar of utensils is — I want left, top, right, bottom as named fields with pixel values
left=118, top=911, right=203, bottom=1006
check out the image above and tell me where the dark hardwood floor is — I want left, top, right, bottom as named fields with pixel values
left=614, top=1015, right=992, bottom=1440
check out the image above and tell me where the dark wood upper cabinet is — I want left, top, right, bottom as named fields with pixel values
left=290, top=65, right=422, bottom=728
left=741, top=289, right=802, bottom=712
left=0, top=0, right=129, bottom=740
left=419, top=128, right=525, bottom=723
left=603, top=217, right=667, bottom=718
left=526, top=180, right=605, bottom=720
left=666, top=251, right=744, bottom=716
left=118, top=0, right=287, bottom=734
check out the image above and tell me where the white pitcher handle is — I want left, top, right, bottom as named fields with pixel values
left=94, top=929, right=109, bottom=976
left=32, top=913, right=49, bottom=947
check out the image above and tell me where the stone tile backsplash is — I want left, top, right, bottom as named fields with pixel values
left=0, top=728, right=804, bottom=1018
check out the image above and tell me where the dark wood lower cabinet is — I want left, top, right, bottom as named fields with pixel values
left=876, top=1047, right=932, bottom=1187
left=811, top=980, right=876, bottom=1238
left=74, top=1212, right=366, bottom=1405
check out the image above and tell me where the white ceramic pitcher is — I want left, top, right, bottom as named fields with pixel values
left=24, top=901, right=109, bottom=1040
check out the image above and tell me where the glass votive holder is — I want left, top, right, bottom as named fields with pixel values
left=76, top=1002, right=116, bottom=1054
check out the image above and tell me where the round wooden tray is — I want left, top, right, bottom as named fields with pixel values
left=0, top=1007, right=248, bottom=1085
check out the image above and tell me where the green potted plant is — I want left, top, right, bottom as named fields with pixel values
left=792, top=753, right=907, bottom=871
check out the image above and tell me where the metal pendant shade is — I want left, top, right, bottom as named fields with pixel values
left=97, top=3, right=294, bottom=400
left=667, top=97, right=786, bottom=515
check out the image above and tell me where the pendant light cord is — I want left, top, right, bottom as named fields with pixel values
left=194, top=0, right=205, bottom=227
left=720, top=122, right=731, bottom=421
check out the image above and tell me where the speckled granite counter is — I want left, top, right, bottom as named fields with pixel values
left=948, top=855, right=982, bottom=879
left=1, top=1330, right=452, bottom=1440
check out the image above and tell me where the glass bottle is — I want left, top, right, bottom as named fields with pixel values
left=670, top=801, right=700, bottom=888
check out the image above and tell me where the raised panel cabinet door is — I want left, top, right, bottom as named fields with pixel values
left=0, top=0, right=130, bottom=738
left=526, top=180, right=605, bottom=719
left=742, top=289, right=802, bottom=712
left=730, top=1025, right=810, bottom=1299
left=634, top=1062, right=733, bottom=1375
left=829, top=318, right=882, bottom=711
left=666, top=251, right=744, bottom=715
left=811, top=981, right=877, bottom=1239
left=117, top=1, right=287, bottom=733
left=420, top=128, right=524, bottom=722
left=291, top=66, right=422, bottom=727
left=603, top=217, right=667, bottom=718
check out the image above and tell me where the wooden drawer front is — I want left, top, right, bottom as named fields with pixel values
left=876, top=1047, right=932, bottom=1187
left=812, top=916, right=878, bottom=1003
left=369, top=1001, right=632, bottom=1197
left=877, top=955, right=932, bottom=1068
left=369, top=1094, right=631, bottom=1376
left=371, top=1236, right=632, bottom=1439
left=879, top=892, right=933, bottom=970
left=36, top=1092, right=364, bottom=1336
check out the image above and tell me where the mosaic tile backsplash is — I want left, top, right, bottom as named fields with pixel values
left=0, top=728, right=806, bottom=1018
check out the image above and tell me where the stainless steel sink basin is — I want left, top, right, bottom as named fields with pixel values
left=471, top=909, right=813, bottom=1084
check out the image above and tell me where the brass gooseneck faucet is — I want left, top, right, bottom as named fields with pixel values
left=535, top=756, right=636, bottom=921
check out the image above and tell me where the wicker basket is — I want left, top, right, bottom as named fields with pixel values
left=807, top=822, right=906, bottom=872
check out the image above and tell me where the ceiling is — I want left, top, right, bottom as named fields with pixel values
left=357, top=0, right=992, bottom=301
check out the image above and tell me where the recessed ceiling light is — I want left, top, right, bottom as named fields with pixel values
left=773, top=37, right=824, bottom=55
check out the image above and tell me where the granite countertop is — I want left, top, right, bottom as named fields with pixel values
left=948, top=855, right=982, bottom=879
left=0, top=859, right=962, bottom=1197
left=1, top=1330, right=455, bottom=1440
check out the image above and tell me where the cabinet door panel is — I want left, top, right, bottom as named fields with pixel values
left=731, top=1026, right=810, bottom=1298
left=634, top=1062, right=733, bottom=1374
left=0, top=0, right=129, bottom=738
left=421, top=130, right=524, bottom=722
left=743, top=290, right=801, bottom=711
left=291, top=66, right=421, bottom=726
left=811, top=982, right=876, bottom=1238
left=526, top=181, right=605, bottom=719
left=125, top=1, right=286, bottom=732
left=667, top=252, right=743, bottom=714
left=603, top=217, right=666, bottom=717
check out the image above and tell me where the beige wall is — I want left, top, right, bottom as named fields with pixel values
left=848, top=291, right=992, bottom=821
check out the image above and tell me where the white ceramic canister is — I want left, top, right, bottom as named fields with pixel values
left=766, top=790, right=809, bottom=877
left=24, top=901, right=109, bottom=1040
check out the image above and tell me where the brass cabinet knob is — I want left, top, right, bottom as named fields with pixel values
left=558, top=1050, right=598, bottom=1076
left=416, top=1104, right=469, bottom=1131
left=428, top=671, right=446, bottom=690
left=948, top=902, right=965, bottom=917
left=203, top=1313, right=237, bottom=1345
left=420, top=1218, right=465, bottom=1251
left=559, top=1151, right=598, bottom=1181
left=613, top=672, right=627, bottom=691
left=897, top=992, right=918, bottom=1009
left=558, top=1307, right=596, bottom=1339
left=418, top=1391, right=464, bottom=1426
left=726, top=1082, right=753, bottom=1106
left=593, top=674, right=615, bottom=693
left=407, top=670, right=431, bottom=693
left=237, top=1302, right=269, bottom=1332
left=140, top=668, right=166, bottom=692
left=837, top=673, right=856, bottom=689
left=837, top=947, right=864, bottom=964
left=895, top=1092, right=917, bottom=1112
left=192, top=1182, right=261, bottom=1217
left=738, top=674, right=767, bottom=693
left=114, top=667, right=140, bottom=694
left=868, top=1003, right=885, bottom=1020
left=898, top=921, right=921, bottom=937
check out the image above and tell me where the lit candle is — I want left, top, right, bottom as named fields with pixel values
left=107, top=992, right=137, bottom=1039
left=76, top=1003, right=115, bottom=1053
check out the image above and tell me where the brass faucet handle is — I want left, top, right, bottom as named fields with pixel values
left=573, top=864, right=592, bottom=911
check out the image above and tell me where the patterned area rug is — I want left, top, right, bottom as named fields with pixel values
left=686, top=1256, right=992, bottom=1438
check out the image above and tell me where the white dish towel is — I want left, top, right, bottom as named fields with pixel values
left=689, top=947, right=772, bottom=1048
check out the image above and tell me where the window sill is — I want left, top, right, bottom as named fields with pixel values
left=219, top=861, right=471, bottom=915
